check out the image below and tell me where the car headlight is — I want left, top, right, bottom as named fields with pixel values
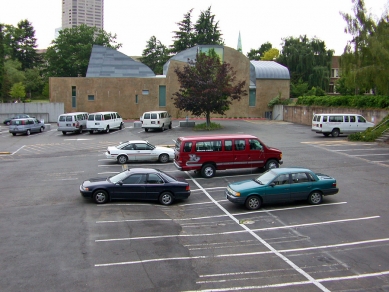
left=227, top=186, right=240, bottom=197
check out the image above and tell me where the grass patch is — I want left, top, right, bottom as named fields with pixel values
left=193, top=122, right=223, bottom=131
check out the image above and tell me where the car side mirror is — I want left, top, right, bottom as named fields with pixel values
left=270, top=182, right=276, bottom=187
left=117, top=181, right=123, bottom=186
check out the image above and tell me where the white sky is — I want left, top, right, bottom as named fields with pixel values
left=0, top=0, right=387, bottom=57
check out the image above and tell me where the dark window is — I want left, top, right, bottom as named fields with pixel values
left=88, top=95, right=94, bottom=101
left=350, top=116, right=356, bottom=122
left=273, top=174, right=289, bottom=185
left=225, top=140, right=232, bottom=151
left=234, top=140, right=246, bottom=151
left=122, top=174, right=146, bottom=184
left=147, top=174, right=164, bottom=184
left=291, top=173, right=310, bottom=184
left=184, top=142, right=192, bottom=152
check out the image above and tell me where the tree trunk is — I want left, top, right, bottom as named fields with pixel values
left=206, top=111, right=211, bottom=128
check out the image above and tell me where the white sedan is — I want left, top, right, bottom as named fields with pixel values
left=105, top=140, right=174, bottom=164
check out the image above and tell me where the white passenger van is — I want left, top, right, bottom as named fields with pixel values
left=57, top=112, right=88, bottom=135
left=312, top=113, right=374, bottom=137
left=140, top=111, right=172, bottom=132
left=87, top=111, right=124, bottom=134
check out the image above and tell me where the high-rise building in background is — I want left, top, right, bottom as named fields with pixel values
left=61, top=0, right=104, bottom=29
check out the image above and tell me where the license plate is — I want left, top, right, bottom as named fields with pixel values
left=66, top=123, right=71, bottom=126
left=95, top=123, right=100, bottom=125
left=151, top=121, right=155, bottom=124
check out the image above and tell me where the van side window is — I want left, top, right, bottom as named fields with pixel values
left=350, top=116, right=356, bottom=122
left=344, top=116, right=349, bottom=122
left=225, top=140, right=232, bottom=151
left=95, top=114, right=102, bottom=121
left=329, top=116, right=343, bottom=122
left=212, top=141, right=222, bottom=151
left=104, top=114, right=112, bottom=120
left=323, top=116, right=327, bottom=122
left=249, top=139, right=263, bottom=150
left=358, top=116, right=366, bottom=123
left=184, top=142, right=192, bottom=152
left=234, top=140, right=246, bottom=151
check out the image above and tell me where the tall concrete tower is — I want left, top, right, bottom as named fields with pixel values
left=62, top=0, right=104, bottom=29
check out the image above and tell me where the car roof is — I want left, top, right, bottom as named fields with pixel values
left=270, top=167, right=312, bottom=174
left=121, top=140, right=148, bottom=144
left=60, top=112, right=88, bottom=116
left=127, top=168, right=160, bottom=174
left=144, top=111, right=168, bottom=113
left=177, top=134, right=258, bottom=141
left=89, top=111, right=117, bottom=114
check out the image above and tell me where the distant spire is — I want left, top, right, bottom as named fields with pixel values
left=237, top=31, right=242, bottom=53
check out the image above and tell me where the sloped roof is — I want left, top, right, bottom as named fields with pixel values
left=250, top=61, right=290, bottom=80
left=86, top=45, right=155, bottom=77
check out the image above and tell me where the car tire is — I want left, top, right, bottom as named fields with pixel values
left=201, top=164, right=216, bottom=178
left=117, top=155, right=128, bottom=164
left=308, top=191, right=323, bottom=205
left=159, top=153, right=169, bottom=163
left=119, top=123, right=124, bottom=130
left=26, top=129, right=31, bottom=136
left=12, top=133, right=16, bottom=136
left=89, top=130, right=94, bottom=134
left=145, top=128, right=149, bottom=132
left=6, top=121, right=10, bottom=126
left=265, top=159, right=279, bottom=170
left=62, top=131, right=67, bottom=135
left=331, top=128, right=340, bottom=137
left=105, top=126, right=110, bottom=133
left=161, top=124, right=164, bottom=132
left=245, top=196, right=262, bottom=210
left=78, top=126, right=83, bottom=134
left=40, top=127, right=44, bottom=133
left=168, top=122, right=172, bottom=129
left=93, top=190, right=109, bottom=204
left=323, top=133, right=330, bottom=137
left=159, top=192, right=173, bottom=205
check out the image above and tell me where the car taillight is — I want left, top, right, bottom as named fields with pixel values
left=320, top=124, right=322, bottom=128
left=57, top=123, right=59, bottom=126
left=107, top=150, right=110, bottom=154
left=158, top=121, right=160, bottom=124
left=186, top=185, right=190, bottom=191
left=332, top=182, right=337, bottom=187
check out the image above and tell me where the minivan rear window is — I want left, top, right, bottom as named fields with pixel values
left=59, top=116, right=66, bottom=122
left=151, top=113, right=158, bottom=119
left=66, top=116, right=73, bottom=121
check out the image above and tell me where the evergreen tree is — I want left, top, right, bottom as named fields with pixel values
left=170, top=9, right=195, bottom=54
left=13, top=20, right=40, bottom=70
left=0, top=24, right=4, bottom=101
left=140, top=36, right=170, bottom=75
left=193, top=7, right=223, bottom=45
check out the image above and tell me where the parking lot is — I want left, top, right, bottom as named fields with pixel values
left=1, top=119, right=389, bottom=291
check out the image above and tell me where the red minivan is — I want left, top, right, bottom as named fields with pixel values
left=173, top=134, right=283, bottom=178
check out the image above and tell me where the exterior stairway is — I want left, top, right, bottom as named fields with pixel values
left=375, top=129, right=389, bottom=143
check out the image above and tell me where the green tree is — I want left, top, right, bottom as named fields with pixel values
left=44, top=24, right=121, bottom=77
left=0, top=24, right=4, bottom=101
left=13, top=20, right=40, bottom=70
left=41, top=82, right=49, bottom=98
left=5, top=59, right=25, bottom=84
left=277, top=35, right=333, bottom=91
left=172, top=50, right=247, bottom=127
left=247, top=42, right=272, bottom=60
left=193, top=7, right=224, bottom=46
left=24, top=67, right=43, bottom=99
left=9, top=82, right=25, bottom=101
left=290, top=78, right=309, bottom=98
left=261, top=48, right=279, bottom=60
left=340, top=0, right=389, bottom=95
left=170, top=9, right=195, bottom=54
left=140, top=36, right=170, bottom=75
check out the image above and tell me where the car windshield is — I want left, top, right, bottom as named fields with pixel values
left=109, top=171, right=130, bottom=184
left=255, top=170, right=277, bottom=185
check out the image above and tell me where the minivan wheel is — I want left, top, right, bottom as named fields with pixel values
left=26, top=129, right=31, bottom=136
left=159, top=192, right=173, bottom=205
left=105, top=126, right=110, bottom=133
left=40, top=127, right=44, bottom=132
left=265, top=159, right=279, bottom=170
left=117, top=155, right=128, bottom=164
left=201, top=164, right=215, bottom=178
left=119, top=123, right=123, bottom=130
left=245, top=196, right=261, bottom=210
left=145, top=128, right=149, bottom=132
left=62, top=131, right=66, bottom=135
left=168, top=122, right=172, bottom=129
left=78, top=126, right=83, bottom=134
left=159, top=153, right=169, bottom=163
left=331, top=128, right=340, bottom=137
left=161, top=124, right=165, bottom=132
left=89, top=130, right=94, bottom=134
left=93, top=190, right=109, bottom=204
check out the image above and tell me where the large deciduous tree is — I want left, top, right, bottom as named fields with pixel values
left=247, top=42, right=272, bottom=60
left=140, top=36, right=170, bottom=75
left=173, top=50, right=247, bottom=127
left=277, top=35, right=333, bottom=92
left=44, top=24, right=121, bottom=77
left=340, top=0, right=389, bottom=95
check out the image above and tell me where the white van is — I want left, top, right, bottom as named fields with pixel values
left=312, top=113, right=374, bottom=137
left=140, top=111, right=172, bottom=132
left=87, top=111, right=124, bottom=134
left=57, top=112, right=88, bottom=135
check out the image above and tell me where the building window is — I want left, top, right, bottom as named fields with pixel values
left=135, top=95, right=138, bottom=104
left=88, top=95, right=94, bottom=101
left=159, top=86, right=166, bottom=107
left=72, top=86, right=76, bottom=108
left=249, top=89, right=256, bottom=106
left=331, top=69, right=339, bottom=78
left=142, top=90, right=149, bottom=95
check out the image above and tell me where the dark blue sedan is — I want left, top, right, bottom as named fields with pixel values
left=80, top=168, right=190, bottom=205
left=226, top=167, right=338, bottom=210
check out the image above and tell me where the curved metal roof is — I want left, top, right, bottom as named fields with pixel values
left=250, top=61, right=290, bottom=80
left=86, top=45, right=155, bottom=77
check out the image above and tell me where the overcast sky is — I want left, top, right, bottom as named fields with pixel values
left=1, top=0, right=388, bottom=57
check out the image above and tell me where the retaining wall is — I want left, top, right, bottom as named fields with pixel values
left=0, top=103, right=64, bottom=123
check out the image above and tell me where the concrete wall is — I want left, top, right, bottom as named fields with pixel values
left=282, top=105, right=389, bottom=125
left=0, top=103, right=64, bottom=123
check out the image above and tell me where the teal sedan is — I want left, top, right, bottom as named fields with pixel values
left=226, top=168, right=338, bottom=210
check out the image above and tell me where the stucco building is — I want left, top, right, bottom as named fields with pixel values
left=49, top=45, right=290, bottom=119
